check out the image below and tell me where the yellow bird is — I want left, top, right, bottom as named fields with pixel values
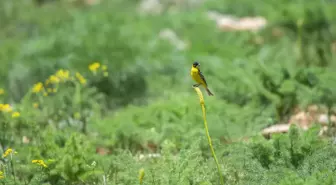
left=190, top=61, right=214, bottom=96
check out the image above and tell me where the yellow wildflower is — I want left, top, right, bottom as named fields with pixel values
left=2, top=148, right=17, bottom=158
left=32, top=82, right=43, bottom=93
left=33, top=103, right=39, bottom=108
left=0, top=104, right=12, bottom=112
left=56, top=69, right=70, bottom=81
left=46, top=75, right=60, bottom=84
left=11, top=112, right=20, bottom=118
left=0, top=88, right=4, bottom=95
left=89, top=62, right=100, bottom=72
left=32, top=159, right=48, bottom=168
left=0, top=171, right=4, bottom=179
left=75, top=72, right=87, bottom=85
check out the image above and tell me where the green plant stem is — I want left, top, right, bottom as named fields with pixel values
left=201, top=104, right=225, bottom=185
left=296, top=18, right=304, bottom=66
left=193, top=87, right=224, bottom=185
left=10, top=154, right=17, bottom=185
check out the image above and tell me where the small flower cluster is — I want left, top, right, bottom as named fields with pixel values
left=0, top=62, right=110, bottom=181
left=2, top=148, right=17, bottom=158
left=30, top=62, right=108, bottom=96
left=32, top=160, right=48, bottom=168
left=0, top=104, right=12, bottom=112
left=0, top=104, right=20, bottom=118
left=32, top=69, right=88, bottom=96
left=46, top=69, right=70, bottom=85
left=89, top=62, right=108, bottom=77
left=33, top=69, right=69, bottom=95
left=75, top=72, right=87, bottom=85
left=1, top=148, right=48, bottom=180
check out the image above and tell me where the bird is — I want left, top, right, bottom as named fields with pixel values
left=190, top=61, right=214, bottom=96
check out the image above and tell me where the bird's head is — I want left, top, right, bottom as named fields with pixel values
left=192, top=61, right=200, bottom=68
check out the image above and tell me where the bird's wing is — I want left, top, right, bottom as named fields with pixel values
left=198, top=70, right=207, bottom=86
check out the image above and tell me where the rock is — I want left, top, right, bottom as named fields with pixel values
left=207, top=11, right=267, bottom=32
left=261, top=124, right=290, bottom=138
left=138, top=0, right=163, bottom=15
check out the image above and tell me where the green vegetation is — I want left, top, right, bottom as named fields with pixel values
left=0, top=0, right=335, bottom=184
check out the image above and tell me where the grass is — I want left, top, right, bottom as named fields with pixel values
left=0, top=0, right=336, bottom=184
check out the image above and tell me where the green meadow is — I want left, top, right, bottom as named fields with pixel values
left=0, top=0, right=335, bottom=184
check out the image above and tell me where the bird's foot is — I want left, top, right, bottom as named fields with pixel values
left=192, top=84, right=200, bottom=87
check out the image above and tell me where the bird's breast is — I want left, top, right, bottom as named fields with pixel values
left=190, top=68, right=201, bottom=81
left=191, top=68, right=199, bottom=74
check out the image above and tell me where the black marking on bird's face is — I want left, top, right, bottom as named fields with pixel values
left=192, top=62, right=200, bottom=67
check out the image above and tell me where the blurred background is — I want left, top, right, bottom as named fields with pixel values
left=0, top=0, right=336, bottom=184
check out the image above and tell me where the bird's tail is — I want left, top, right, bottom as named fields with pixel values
left=206, top=88, right=214, bottom=96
